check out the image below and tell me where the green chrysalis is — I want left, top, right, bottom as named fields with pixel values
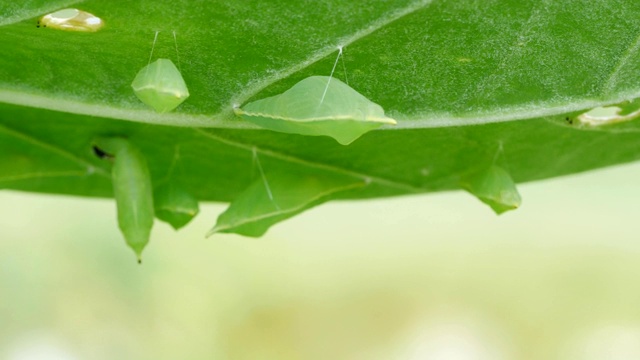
left=208, top=170, right=366, bottom=237
left=154, top=181, right=199, bottom=230
left=236, top=76, right=396, bottom=145
left=93, top=137, right=154, bottom=261
left=131, top=59, right=189, bottom=113
left=462, top=165, right=521, bottom=215
left=38, top=9, right=104, bottom=32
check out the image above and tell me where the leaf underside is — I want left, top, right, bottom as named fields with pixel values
left=2, top=0, right=640, bottom=238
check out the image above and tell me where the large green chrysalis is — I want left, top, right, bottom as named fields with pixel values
left=462, top=165, right=521, bottom=214
left=236, top=76, right=396, bottom=145
left=154, top=181, right=199, bottom=230
left=131, top=59, right=189, bottom=113
left=38, top=9, right=104, bottom=32
left=93, top=137, right=154, bottom=261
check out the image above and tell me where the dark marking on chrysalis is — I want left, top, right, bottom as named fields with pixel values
left=92, top=145, right=112, bottom=159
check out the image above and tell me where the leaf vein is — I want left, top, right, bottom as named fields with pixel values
left=0, top=124, right=110, bottom=178
left=0, top=171, right=88, bottom=182
left=194, top=128, right=424, bottom=194
left=602, top=30, right=640, bottom=95
left=227, top=0, right=436, bottom=111
left=470, top=1, right=549, bottom=100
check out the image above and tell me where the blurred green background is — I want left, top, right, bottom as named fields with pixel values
left=2, top=163, right=640, bottom=360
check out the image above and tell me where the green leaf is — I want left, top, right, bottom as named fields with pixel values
left=209, top=170, right=366, bottom=237
left=154, top=181, right=199, bottom=230
left=3, top=1, right=640, bottom=242
left=237, top=76, right=396, bottom=145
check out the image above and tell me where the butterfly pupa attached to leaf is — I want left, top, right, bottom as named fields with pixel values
left=236, top=76, right=396, bottom=145
left=131, top=32, right=189, bottom=113
left=38, top=9, right=104, bottom=32
left=154, top=181, right=199, bottom=230
left=208, top=149, right=367, bottom=237
left=236, top=48, right=395, bottom=145
left=462, top=165, right=521, bottom=215
left=93, top=137, right=155, bottom=262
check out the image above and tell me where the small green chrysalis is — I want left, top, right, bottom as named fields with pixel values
left=94, top=137, right=154, bottom=262
left=153, top=182, right=199, bottom=230
left=131, top=59, right=189, bottom=113
left=38, top=9, right=104, bottom=32
left=462, top=165, right=521, bottom=215
left=236, top=76, right=396, bottom=145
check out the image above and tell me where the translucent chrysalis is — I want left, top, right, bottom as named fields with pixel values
left=38, top=9, right=104, bottom=32
left=462, top=165, right=521, bottom=215
left=131, top=59, right=189, bottom=113
left=93, top=137, right=154, bottom=262
left=575, top=105, right=640, bottom=127
left=236, top=76, right=396, bottom=145
left=154, top=182, right=199, bottom=230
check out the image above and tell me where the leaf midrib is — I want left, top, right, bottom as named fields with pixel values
left=3, top=88, right=640, bottom=130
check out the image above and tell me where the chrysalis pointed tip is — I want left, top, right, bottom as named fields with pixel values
left=489, top=202, right=520, bottom=215
left=205, top=227, right=218, bottom=238
left=134, top=251, right=143, bottom=264
left=386, top=118, right=397, bottom=125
